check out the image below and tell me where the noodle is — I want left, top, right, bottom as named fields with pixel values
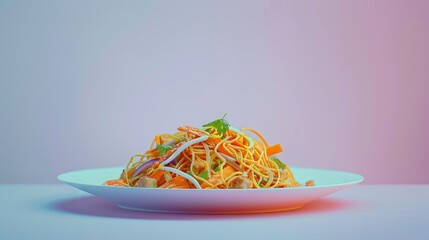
left=104, top=117, right=312, bottom=189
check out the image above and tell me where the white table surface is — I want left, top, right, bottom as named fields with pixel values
left=1, top=184, right=428, bottom=240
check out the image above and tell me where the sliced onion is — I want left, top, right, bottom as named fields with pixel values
left=160, top=166, right=201, bottom=189
left=161, top=135, right=209, bottom=165
left=218, top=153, right=241, bottom=170
left=132, top=159, right=158, bottom=177
left=132, top=136, right=208, bottom=179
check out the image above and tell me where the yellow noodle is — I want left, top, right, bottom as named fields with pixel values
left=106, top=123, right=309, bottom=189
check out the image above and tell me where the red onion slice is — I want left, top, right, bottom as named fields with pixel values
left=132, top=159, right=158, bottom=177
left=132, top=136, right=208, bottom=180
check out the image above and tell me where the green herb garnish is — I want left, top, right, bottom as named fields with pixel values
left=156, top=144, right=173, bottom=155
left=211, top=160, right=222, bottom=172
left=198, top=170, right=209, bottom=180
left=270, top=156, right=286, bottom=170
left=202, top=113, right=230, bottom=138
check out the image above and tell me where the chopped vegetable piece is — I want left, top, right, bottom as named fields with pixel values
left=156, top=144, right=173, bottom=155
left=155, top=135, right=161, bottom=145
left=148, top=169, right=165, bottom=186
left=266, top=144, right=283, bottom=156
left=198, top=170, right=209, bottom=180
left=159, top=176, right=190, bottom=189
left=270, top=156, right=286, bottom=170
left=222, top=165, right=236, bottom=177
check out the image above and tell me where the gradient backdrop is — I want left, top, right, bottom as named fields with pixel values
left=1, top=0, right=428, bottom=184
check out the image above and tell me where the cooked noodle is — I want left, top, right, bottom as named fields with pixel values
left=103, top=116, right=312, bottom=189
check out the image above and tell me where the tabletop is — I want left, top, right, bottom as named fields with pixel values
left=1, top=184, right=428, bottom=240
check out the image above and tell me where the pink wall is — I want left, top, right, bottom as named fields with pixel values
left=0, top=0, right=428, bottom=183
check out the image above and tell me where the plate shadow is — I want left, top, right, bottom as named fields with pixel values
left=46, top=195, right=361, bottom=220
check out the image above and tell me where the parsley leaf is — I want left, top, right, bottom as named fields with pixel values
left=198, top=170, right=209, bottom=180
left=270, top=156, right=286, bottom=170
left=156, top=144, right=173, bottom=155
left=202, top=113, right=230, bottom=137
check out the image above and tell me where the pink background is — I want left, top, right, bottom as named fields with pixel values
left=0, top=0, right=428, bottom=183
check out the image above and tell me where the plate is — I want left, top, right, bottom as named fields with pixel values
left=58, top=167, right=363, bottom=214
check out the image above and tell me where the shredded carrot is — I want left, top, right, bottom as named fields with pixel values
left=148, top=170, right=165, bottom=186
left=222, top=165, right=235, bottom=177
left=159, top=176, right=190, bottom=189
left=149, top=169, right=164, bottom=180
left=206, top=138, right=220, bottom=146
left=125, top=165, right=137, bottom=178
left=266, top=144, right=283, bottom=156
left=155, top=135, right=161, bottom=145
left=218, top=144, right=234, bottom=157
left=232, top=135, right=245, bottom=147
left=242, top=128, right=269, bottom=146
left=104, top=179, right=128, bottom=186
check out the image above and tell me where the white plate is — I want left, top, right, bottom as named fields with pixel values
left=58, top=167, right=363, bottom=214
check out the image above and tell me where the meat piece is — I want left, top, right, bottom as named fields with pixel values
left=231, top=177, right=253, bottom=189
left=137, top=176, right=158, bottom=188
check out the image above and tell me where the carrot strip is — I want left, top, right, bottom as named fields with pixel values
left=266, top=144, right=283, bottom=156
left=149, top=170, right=164, bottom=180
left=206, top=137, right=234, bottom=156
left=233, top=137, right=245, bottom=147
left=104, top=179, right=128, bottom=186
left=159, top=176, right=190, bottom=188
left=222, top=165, right=235, bottom=177
left=242, top=128, right=269, bottom=146
left=206, top=138, right=220, bottom=146
left=218, top=144, right=234, bottom=157
left=125, top=165, right=137, bottom=178
left=155, top=135, right=161, bottom=145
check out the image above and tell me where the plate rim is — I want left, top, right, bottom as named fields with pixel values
left=57, top=166, right=364, bottom=191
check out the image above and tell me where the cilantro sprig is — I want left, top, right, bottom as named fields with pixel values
left=270, top=156, right=286, bottom=170
left=156, top=144, right=173, bottom=155
left=202, top=113, right=230, bottom=138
